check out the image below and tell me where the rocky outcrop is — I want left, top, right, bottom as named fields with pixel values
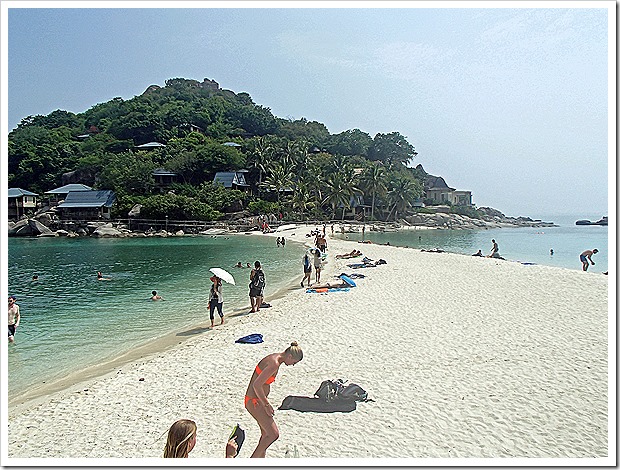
left=402, top=209, right=556, bottom=229
left=8, top=219, right=55, bottom=237
left=92, top=224, right=124, bottom=238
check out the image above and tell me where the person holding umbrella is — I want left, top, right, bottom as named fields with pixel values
left=208, top=268, right=236, bottom=328
left=209, top=275, right=224, bottom=327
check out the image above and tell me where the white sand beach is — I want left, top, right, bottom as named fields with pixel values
left=5, top=227, right=611, bottom=463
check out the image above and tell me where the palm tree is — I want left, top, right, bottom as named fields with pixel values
left=261, top=162, right=294, bottom=204
left=386, top=175, right=422, bottom=221
left=360, top=162, right=387, bottom=221
left=248, top=136, right=273, bottom=187
left=323, top=168, right=362, bottom=220
left=290, top=182, right=315, bottom=221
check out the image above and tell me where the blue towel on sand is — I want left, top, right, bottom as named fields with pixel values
left=236, top=333, right=264, bottom=344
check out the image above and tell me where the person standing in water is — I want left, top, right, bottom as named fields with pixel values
left=8, top=296, right=20, bottom=344
left=244, top=342, right=303, bottom=458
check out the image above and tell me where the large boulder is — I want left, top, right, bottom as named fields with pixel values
left=30, top=219, right=54, bottom=236
left=92, top=225, right=123, bottom=238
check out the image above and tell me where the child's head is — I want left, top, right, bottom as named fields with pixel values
left=164, top=419, right=197, bottom=458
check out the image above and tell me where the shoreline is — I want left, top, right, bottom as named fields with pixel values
left=7, top=227, right=609, bottom=459
left=8, top=230, right=318, bottom=410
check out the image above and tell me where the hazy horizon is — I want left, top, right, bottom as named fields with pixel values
left=4, top=2, right=613, bottom=218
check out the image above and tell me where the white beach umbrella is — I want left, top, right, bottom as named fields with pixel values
left=209, top=267, right=236, bottom=285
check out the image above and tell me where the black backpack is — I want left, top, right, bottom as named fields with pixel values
left=314, top=379, right=369, bottom=403
left=252, top=269, right=265, bottom=289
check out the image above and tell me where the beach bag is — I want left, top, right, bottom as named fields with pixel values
left=314, top=379, right=349, bottom=401
left=252, top=269, right=265, bottom=289
left=338, top=383, right=369, bottom=402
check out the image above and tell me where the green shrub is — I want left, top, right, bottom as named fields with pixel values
left=247, top=199, right=280, bottom=215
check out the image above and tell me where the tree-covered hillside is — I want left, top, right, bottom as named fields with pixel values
left=8, top=77, right=426, bottom=221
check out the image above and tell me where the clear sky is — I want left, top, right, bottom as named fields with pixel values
left=4, top=1, right=613, bottom=218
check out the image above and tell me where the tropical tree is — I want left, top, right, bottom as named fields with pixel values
left=368, top=132, right=418, bottom=167
left=385, top=175, right=423, bottom=221
left=261, top=162, right=294, bottom=204
left=247, top=136, right=274, bottom=187
left=360, top=162, right=388, bottom=221
left=290, top=182, right=315, bottom=221
left=322, top=168, right=362, bottom=220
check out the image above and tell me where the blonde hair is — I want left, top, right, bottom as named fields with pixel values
left=285, top=341, right=303, bottom=361
left=164, top=419, right=197, bottom=458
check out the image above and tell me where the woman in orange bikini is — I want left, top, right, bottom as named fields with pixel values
left=244, top=341, right=303, bottom=458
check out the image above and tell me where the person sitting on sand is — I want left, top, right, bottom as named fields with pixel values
left=244, top=342, right=303, bottom=458
left=163, top=419, right=238, bottom=458
left=580, top=249, right=598, bottom=271
left=472, top=250, right=483, bottom=257
left=151, top=290, right=165, bottom=301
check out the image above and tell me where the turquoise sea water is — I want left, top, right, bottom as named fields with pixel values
left=7, top=234, right=305, bottom=396
left=6, top=215, right=610, bottom=397
left=335, top=214, right=609, bottom=273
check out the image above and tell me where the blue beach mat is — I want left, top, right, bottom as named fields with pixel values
left=306, top=287, right=351, bottom=294
left=235, top=333, right=264, bottom=344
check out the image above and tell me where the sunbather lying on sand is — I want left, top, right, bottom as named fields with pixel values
left=335, top=249, right=363, bottom=259
left=309, top=280, right=352, bottom=290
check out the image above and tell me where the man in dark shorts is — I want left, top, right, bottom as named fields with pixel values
left=249, top=261, right=265, bottom=312
left=580, top=249, right=598, bottom=271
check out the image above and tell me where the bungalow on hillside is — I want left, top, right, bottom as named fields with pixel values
left=57, top=190, right=116, bottom=220
left=8, top=188, right=38, bottom=220
left=135, top=142, right=166, bottom=150
left=152, top=168, right=178, bottom=192
left=213, top=170, right=250, bottom=190
left=44, top=184, right=93, bottom=206
left=424, top=174, right=472, bottom=206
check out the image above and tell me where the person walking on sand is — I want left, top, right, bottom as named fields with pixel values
left=301, top=251, right=312, bottom=287
left=249, top=261, right=265, bottom=313
left=209, top=275, right=224, bottom=326
left=244, top=342, right=303, bottom=458
left=487, top=239, right=499, bottom=258
left=580, top=249, right=598, bottom=271
left=313, top=248, right=322, bottom=283
left=8, top=296, right=20, bottom=344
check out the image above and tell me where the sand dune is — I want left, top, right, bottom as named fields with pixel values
left=6, top=227, right=610, bottom=462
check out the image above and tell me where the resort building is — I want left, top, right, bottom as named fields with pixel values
left=57, top=190, right=116, bottom=220
left=44, top=184, right=93, bottom=206
left=424, top=174, right=473, bottom=206
left=213, top=170, right=250, bottom=190
left=152, top=168, right=178, bottom=192
left=8, top=188, right=38, bottom=220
